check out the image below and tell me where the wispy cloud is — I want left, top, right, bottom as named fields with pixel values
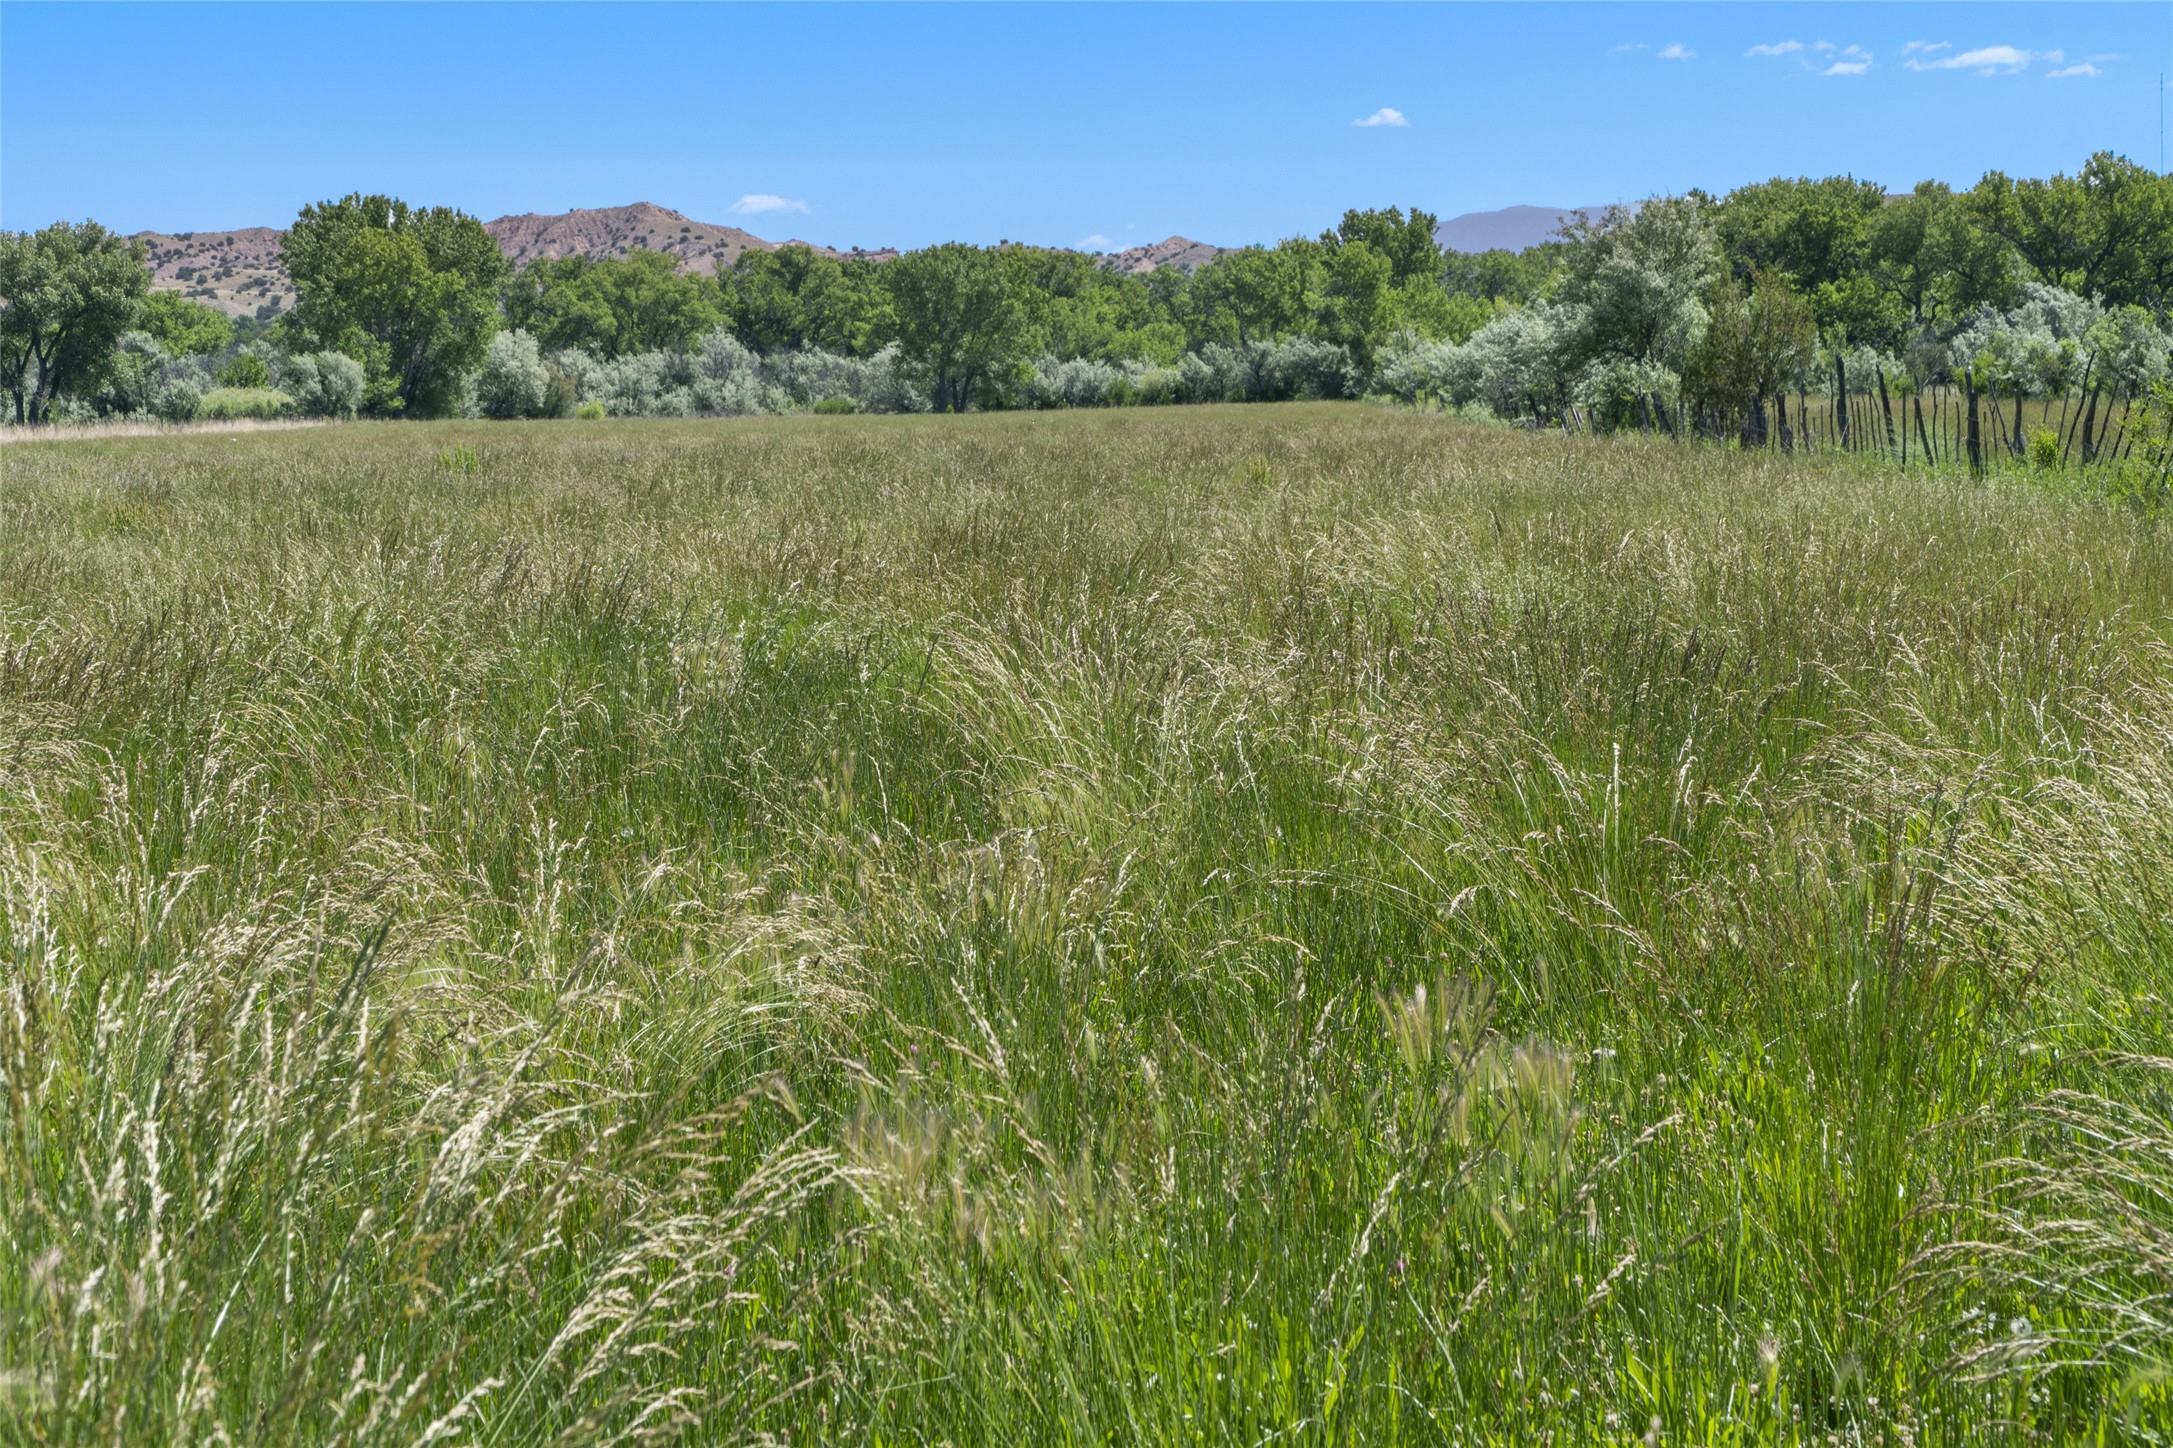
left=1609, top=42, right=1646, bottom=54
left=730, top=194, right=810, bottom=215
left=2047, top=62, right=2101, bottom=79
left=1905, top=44, right=2038, bottom=74
left=1657, top=42, right=1694, bottom=60
left=1901, top=40, right=1950, bottom=57
left=1076, top=235, right=1115, bottom=251
left=1354, top=107, right=1409, bottom=128
left=1750, top=38, right=1871, bottom=74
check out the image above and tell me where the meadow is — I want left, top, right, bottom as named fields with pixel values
left=2, top=403, right=2169, bottom=1444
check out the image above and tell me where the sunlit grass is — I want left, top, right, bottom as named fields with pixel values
left=3, top=403, right=2170, bottom=1443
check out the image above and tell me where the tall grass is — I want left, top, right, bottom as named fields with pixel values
left=2, top=403, right=2169, bottom=1442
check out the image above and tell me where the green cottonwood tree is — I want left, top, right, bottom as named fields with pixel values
left=140, top=290, right=234, bottom=358
left=1181, top=246, right=1312, bottom=347
left=279, top=194, right=507, bottom=416
left=1970, top=152, right=2173, bottom=313
left=728, top=245, right=895, bottom=357
left=1684, top=267, right=1819, bottom=440
left=502, top=249, right=724, bottom=358
left=1328, top=206, right=1443, bottom=288
left=884, top=244, right=1031, bottom=412
left=0, top=220, right=151, bottom=423
left=1869, top=182, right=2018, bottom=325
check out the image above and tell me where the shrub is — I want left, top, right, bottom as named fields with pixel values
left=812, top=396, right=856, bottom=414
left=278, top=351, right=365, bottom=419
left=91, top=332, right=166, bottom=416
left=2029, top=428, right=2061, bottom=471
left=575, top=400, right=606, bottom=420
left=542, top=367, right=577, bottom=419
left=197, top=387, right=295, bottom=420
left=1027, top=356, right=1126, bottom=409
left=550, top=336, right=926, bottom=419
left=475, top=329, right=553, bottom=420
left=151, top=377, right=203, bottom=422
left=218, top=352, right=270, bottom=389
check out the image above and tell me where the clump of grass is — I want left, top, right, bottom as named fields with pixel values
left=196, top=386, right=297, bottom=421
left=1, top=404, right=2169, bottom=1441
left=438, top=442, right=482, bottom=475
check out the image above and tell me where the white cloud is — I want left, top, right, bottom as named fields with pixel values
left=1657, top=42, right=1694, bottom=60
left=1754, top=38, right=1870, bottom=74
left=1905, top=44, right=2036, bottom=74
left=1354, top=107, right=1409, bottom=127
left=1609, top=43, right=1646, bottom=54
left=2048, top=62, right=2101, bottom=79
left=1076, top=235, right=1116, bottom=251
left=729, top=194, right=810, bottom=216
left=1901, top=40, right=1950, bottom=56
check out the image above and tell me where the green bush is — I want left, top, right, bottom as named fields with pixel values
left=574, top=400, right=606, bottom=420
left=217, top=352, right=270, bottom=389
left=543, top=367, right=578, bottom=419
left=811, top=395, right=856, bottom=415
left=197, top=387, right=295, bottom=420
left=280, top=351, right=365, bottom=418
left=2029, top=428, right=2061, bottom=471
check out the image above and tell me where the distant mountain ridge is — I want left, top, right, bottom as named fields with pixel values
left=485, top=202, right=897, bottom=276
left=132, top=202, right=1602, bottom=318
left=1096, top=236, right=1225, bottom=275
left=134, top=203, right=903, bottom=318
left=1434, top=205, right=1609, bottom=254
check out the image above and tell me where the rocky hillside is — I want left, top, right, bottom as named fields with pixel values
left=132, top=203, right=900, bottom=318
left=486, top=202, right=897, bottom=276
left=136, top=227, right=292, bottom=318
left=1096, top=236, right=1225, bottom=275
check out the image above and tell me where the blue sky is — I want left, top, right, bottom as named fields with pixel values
left=3, top=3, right=2166, bottom=249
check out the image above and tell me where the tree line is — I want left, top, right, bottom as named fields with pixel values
left=5, top=151, right=2170, bottom=481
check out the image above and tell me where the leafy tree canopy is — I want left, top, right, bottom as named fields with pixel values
left=1713, top=175, right=1888, bottom=293
left=1326, top=206, right=1443, bottom=289
left=883, top=243, right=1033, bottom=412
left=504, top=249, right=725, bottom=358
left=279, top=193, right=507, bottom=416
left=141, top=290, right=234, bottom=357
left=0, top=220, right=150, bottom=423
left=726, top=245, right=894, bottom=357
left=1970, top=152, right=2173, bottom=312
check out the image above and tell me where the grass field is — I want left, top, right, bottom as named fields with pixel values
left=3, top=404, right=2170, bottom=1444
